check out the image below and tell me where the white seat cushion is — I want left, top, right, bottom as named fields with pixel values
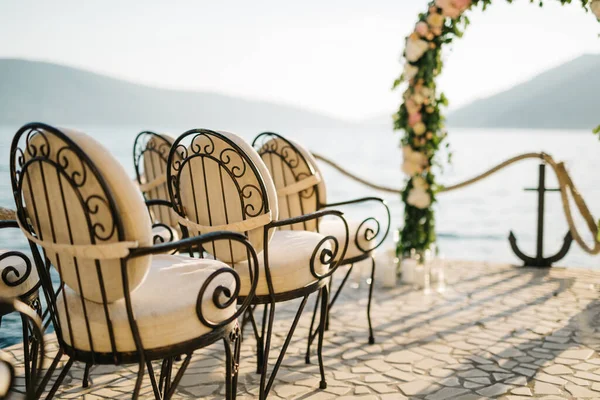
left=319, top=218, right=375, bottom=261
left=57, top=254, right=235, bottom=353
left=234, top=230, right=332, bottom=297
left=0, top=250, right=39, bottom=298
left=151, top=225, right=180, bottom=244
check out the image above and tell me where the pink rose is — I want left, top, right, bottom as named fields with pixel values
left=408, top=112, right=423, bottom=127
left=435, top=0, right=452, bottom=9
left=453, top=0, right=472, bottom=11
left=442, top=6, right=461, bottom=19
left=415, top=21, right=429, bottom=37
left=591, top=0, right=600, bottom=19
left=405, top=99, right=422, bottom=115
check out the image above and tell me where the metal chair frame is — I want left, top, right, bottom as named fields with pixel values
left=0, top=297, right=44, bottom=400
left=133, top=131, right=179, bottom=245
left=166, top=129, right=349, bottom=400
left=10, top=123, right=259, bottom=400
left=0, top=220, right=43, bottom=396
left=252, top=132, right=391, bottom=349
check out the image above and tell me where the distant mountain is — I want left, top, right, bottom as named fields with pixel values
left=0, top=59, right=349, bottom=130
left=448, top=54, right=600, bottom=130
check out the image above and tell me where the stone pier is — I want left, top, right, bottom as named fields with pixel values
left=4, top=261, right=600, bottom=399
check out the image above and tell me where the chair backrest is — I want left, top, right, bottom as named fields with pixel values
left=10, top=124, right=152, bottom=305
left=133, top=131, right=181, bottom=231
left=252, top=132, right=326, bottom=231
left=167, top=129, right=277, bottom=263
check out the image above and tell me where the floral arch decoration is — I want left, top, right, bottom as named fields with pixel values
left=394, top=0, right=600, bottom=256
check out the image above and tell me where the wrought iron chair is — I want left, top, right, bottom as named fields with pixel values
left=10, top=123, right=259, bottom=400
left=133, top=131, right=180, bottom=245
left=252, top=132, right=391, bottom=347
left=0, top=220, right=42, bottom=395
left=0, top=297, right=44, bottom=400
left=166, top=129, right=349, bottom=400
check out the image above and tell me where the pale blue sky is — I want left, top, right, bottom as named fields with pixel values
left=0, top=0, right=598, bottom=120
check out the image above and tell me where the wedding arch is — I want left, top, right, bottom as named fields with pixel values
left=394, top=0, right=600, bottom=255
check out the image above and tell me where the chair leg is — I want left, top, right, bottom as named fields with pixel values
left=29, top=333, right=39, bottom=397
left=260, top=296, right=309, bottom=399
left=232, top=324, right=242, bottom=400
left=305, top=290, right=321, bottom=364
left=255, top=304, right=269, bottom=374
left=163, top=358, right=174, bottom=398
left=329, top=264, right=354, bottom=310
left=367, top=256, right=376, bottom=345
left=165, top=353, right=192, bottom=400
left=259, top=303, right=275, bottom=400
left=306, top=265, right=354, bottom=362
left=21, top=313, right=31, bottom=392
left=82, top=362, right=92, bottom=388
left=146, top=359, right=162, bottom=399
left=158, top=357, right=174, bottom=396
left=317, top=284, right=330, bottom=389
left=224, top=324, right=241, bottom=400
left=326, top=278, right=332, bottom=331
left=132, top=361, right=146, bottom=400
left=35, top=349, right=63, bottom=399
left=44, top=357, right=74, bottom=400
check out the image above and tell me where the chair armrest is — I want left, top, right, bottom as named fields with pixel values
left=265, top=210, right=349, bottom=282
left=145, top=199, right=173, bottom=209
left=129, top=231, right=245, bottom=258
left=145, top=200, right=178, bottom=245
left=321, top=197, right=391, bottom=252
left=128, top=231, right=259, bottom=330
left=0, top=220, right=35, bottom=289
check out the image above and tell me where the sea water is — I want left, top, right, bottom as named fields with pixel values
left=0, top=124, right=598, bottom=346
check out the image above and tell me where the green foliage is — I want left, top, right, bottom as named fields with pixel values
left=394, top=0, right=595, bottom=257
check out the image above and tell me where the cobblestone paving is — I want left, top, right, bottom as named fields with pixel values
left=4, top=260, right=600, bottom=399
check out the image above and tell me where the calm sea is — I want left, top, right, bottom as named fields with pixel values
left=1, top=124, right=599, bottom=346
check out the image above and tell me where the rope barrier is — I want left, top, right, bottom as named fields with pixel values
left=1, top=152, right=597, bottom=255
left=313, top=151, right=600, bottom=255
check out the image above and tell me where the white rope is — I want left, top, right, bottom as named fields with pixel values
left=16, top=219, right=138, bottom=260
left=175, top=211, right=272, bottom=234
left=313, top=151, right=600, bottom=255
left=277, top=174, right=322, bottom=197
left=137, top=174, right=167, bottom=193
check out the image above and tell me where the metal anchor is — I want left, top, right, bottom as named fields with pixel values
left=508, top=163, right=573, bottom=267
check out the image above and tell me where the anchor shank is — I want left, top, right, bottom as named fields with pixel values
left=536, top=163, right=546, bottom=260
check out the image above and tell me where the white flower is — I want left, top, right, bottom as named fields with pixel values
left=407, top=188, right=432, bottom=209
left=420, top=87, right=434, bottom=99
left=413, top=122, right=427, bottom=136
left=405, top=38, right=429, bottom=62
left=412, top=176, right=429, bottom=190
left=402, top=146, right=429, bottom=176
left=402, top=160, right=422, bottom=176
left=404, top=63, right=419, bottom=81
left=411, top=86, right=434, bottom=106
left=591, top=0, right=600, bottom=19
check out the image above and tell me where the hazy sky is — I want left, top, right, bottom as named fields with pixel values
left=0, top=0, right=598, bottom=121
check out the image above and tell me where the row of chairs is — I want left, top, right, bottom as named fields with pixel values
left=1, top=123, right=390, bottom=399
